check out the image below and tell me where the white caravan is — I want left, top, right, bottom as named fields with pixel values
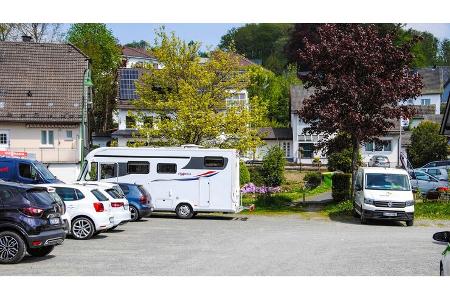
left=78, top=147, right=241, bottom=218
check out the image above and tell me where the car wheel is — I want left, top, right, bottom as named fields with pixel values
left=406, top=219, right=414, bottom=227
left=27, top=245, right=54, bottom=257
left=440, top=262, right=444, bottom=276
left=129, top=206, right=140, bottom=222
left=0, top=231, right=26, bottom=264
left=71, top=217, right=95, bottom=240
left=175, top=203, right=194, bottom=219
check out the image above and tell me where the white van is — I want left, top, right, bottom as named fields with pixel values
left=354, top=167, right=415, bottom=226
left=77, top=147, right=241, bottom=219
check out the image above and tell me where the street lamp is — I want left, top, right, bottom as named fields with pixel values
left=81, top=69, right=93, bottom=165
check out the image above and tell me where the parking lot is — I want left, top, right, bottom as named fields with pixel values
left=1, top=214, right=448, bottom=276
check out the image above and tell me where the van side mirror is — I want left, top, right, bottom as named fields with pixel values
left=433, top=231, right=450, bottom=243
left=355, top=184, right=362, bottom=191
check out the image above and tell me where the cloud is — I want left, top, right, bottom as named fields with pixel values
left=406, top=23, right=450, bottom=40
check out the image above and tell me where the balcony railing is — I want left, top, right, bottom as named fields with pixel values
left=2, top=147, right=80, bottom=163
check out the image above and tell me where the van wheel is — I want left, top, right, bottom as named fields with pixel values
left=27, top=245, right=54, bottom=257
left=406, top=219, right=414, bottom=227
left=71, top=217, right=95, bottom=240
left=176, top=203, right=194, bottom=219
left=0, top=231, right=26, bottom=264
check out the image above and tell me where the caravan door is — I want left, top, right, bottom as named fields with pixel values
left=199, top=177, right=210, bottom=207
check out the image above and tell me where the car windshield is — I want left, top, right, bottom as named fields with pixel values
left=91, top=189, right=109, bottom=201
left=365, top=173, right=411, bottom=191
left=33, top=162, right=56, bottom=181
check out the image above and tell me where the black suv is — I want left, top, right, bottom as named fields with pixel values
left=0, top=182, right=66, bottom=264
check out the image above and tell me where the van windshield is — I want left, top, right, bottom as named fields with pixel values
left=33, top=162, right=56, bottom=181
left=365, top=173, right=411, bottom=191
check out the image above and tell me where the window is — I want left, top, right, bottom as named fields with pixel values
left=365, top=173, right=410, bottom=191
left=85, top=162, right=98, bottom=181
left=126, top=116, right=136, bottom=128
left=421, top=99, right=431, bottom=106
left=157, top=163, right=177, bottom=174
left=75, top=189, right=85, bottom=200
left=65, top=130, right=73, bottom=140
left=55, top=187, right=77, bottom=201
left=127, top=161, right=149, bottom=174
left=0, top=131, right=8, bottom=146
left=91, top=189, right=108, bottom=201
left=299, top=143, right=314, bottom=158
left=204, top=157, right=225, bottom=168
left=100, top=163, right=117, bottom=179
left=365, top=140, right=392, bottom=152
left=105, top=189, right=122, bottom=199
left=119, top=184, right=130, bottom=195
left=18, top=163, right=37, bottom=180
left=41, top=130, right=54, bottom=146
left=281, top=142, right=291, bottom=157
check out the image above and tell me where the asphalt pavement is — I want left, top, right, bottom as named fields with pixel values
left=1, top=213, right=448, bottom=275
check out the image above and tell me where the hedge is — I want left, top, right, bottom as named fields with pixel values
left=332, top=173, right=351, bottom=202
left=304, top=171, right=322, bottom=189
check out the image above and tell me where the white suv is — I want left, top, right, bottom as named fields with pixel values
left=74, top=182, right=131, bottom=230
left=41, top=184, right=115, bottom=239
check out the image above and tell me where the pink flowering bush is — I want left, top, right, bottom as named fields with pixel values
left=241, top=183, right=281, bottom=194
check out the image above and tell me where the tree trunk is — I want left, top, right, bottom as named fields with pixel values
left=350, top=136, right=359, bottom=200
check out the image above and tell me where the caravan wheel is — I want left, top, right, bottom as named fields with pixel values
left=176, top=203, right=194, bottom=219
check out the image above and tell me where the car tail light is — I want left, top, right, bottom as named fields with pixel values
left=111, top=202, right=124, bottom=208
left=437, top=187, right=449, bottom=192
left=32, top=241, right=42, bottom=246
left=20, top=207, right=44, bottom=217
left=93, top=202, right=104, bottom=212
left=139, top=195, right=148, bottom=204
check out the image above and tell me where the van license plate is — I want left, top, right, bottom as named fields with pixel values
left=383, top=212, right=397, bottom=217
left=49, top=218, right=60, bottom=225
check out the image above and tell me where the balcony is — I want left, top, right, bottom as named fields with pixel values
left=3, top=147, right=80, bottom=163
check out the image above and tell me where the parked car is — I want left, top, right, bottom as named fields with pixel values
left=118, top=183, right=153, bottom=221
left=416, top=167, right=448, bottom=182
left=42, top=186, right=71, bottom=234
left=0, top=182, right=65, bottom=264
left=420, top=160, right=450, bottom=169
left=0, top=157, right=63, bottom=184
left=409, top=170, right=446, bottom=195
left=368, top=155, right=390, bottom=167
left=353, top=167, right=414, bottom=226
left=432, top=231, right=450, bottom=276
left=41, top=183, right=115, bottom=240
left=74, top=182, right=131, bottom=230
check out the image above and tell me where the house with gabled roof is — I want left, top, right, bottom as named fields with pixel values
left=0, top=37, right=90, bottom=182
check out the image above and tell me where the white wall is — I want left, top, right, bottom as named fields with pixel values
left=406, top=93, right=441, bottom=114
left=292, top=113, right=328, bottom=164
left=47, top=163, right=81, bottom=184
left=254, top=140, right=293, bottom=160
left=361, top=137, right=400, bottom=167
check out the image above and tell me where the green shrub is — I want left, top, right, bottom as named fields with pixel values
left=328, top=148, right=362, bottom=173
left=248, top=166, right=265, bottom=186
left=332, top=173, right=351, bottom=202
left=304, top=171, right=322, bottom=188
left=239, top=161, right=251, bottom=186
left=408, top=121, right=448, bottom=167
left=261, top=146, right=286, bottom=187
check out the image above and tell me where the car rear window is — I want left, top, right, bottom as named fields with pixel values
left=91, top=189, right=108, bottom=201
left=26, top=190, right=55, bottom=206
left=137, top=185, right=148, bottom=196
left=105, top=188, right=122, bottom=199
left=119, top=184, right=130, bottom=195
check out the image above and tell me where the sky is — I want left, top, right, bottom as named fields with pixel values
left=103, top=23, right=450, bottom=50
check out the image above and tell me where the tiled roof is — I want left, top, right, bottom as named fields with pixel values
left=259, top=127, right=293, bottom=140
left=0, top=41, right=88, bottom=123
left=290, top=84, right=315, bottom=112
left=416, top=67, right=450, bottom=95
left=122, top=46, right=156, bottom=59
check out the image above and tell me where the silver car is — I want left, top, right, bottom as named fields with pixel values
left=433, top=231, right=450, bottom=276
left=409, top=170, right=444, bottom=195
left=368, top=155, right=390, bottom=167
left=416, top=167, right=449, bottom=182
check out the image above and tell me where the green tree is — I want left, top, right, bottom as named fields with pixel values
left=326, top=133, right=362, bottom=173
left=439, top=39, right=450, bottom=66
left=67, top=24, right=122, bottom=135
left=261, top=146, right=285, bottom=187
left=408, top=121, right=448, bottom=167
left=239, top=161, right=251, bottom=186
left=219, top=23, right=293, bottom=74
left=247, top=65, right=299, bottom=127
left=133, top=30, right=267, bottom=153
left=124, top=40, right=150, bottom=49
left=408, top=30, right=439, bottom=67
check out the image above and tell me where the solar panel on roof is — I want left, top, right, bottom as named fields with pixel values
left=119, top=69, right=139, bottom=100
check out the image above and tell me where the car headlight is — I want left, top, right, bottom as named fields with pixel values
left=405, top=200, right=415, bottom=207
left=364, top=198, right=374, bottom=205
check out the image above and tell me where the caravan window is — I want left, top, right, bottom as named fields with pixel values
left=204, top=157, right=225, bottom=168
left=157, top=163, right=177, bottom=174
left=127, top=161, right=149, bottom=174
left=100, top=164, right=117, bottom=179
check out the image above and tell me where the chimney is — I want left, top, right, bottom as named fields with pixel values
left=21, top=35, right=32, bottom=42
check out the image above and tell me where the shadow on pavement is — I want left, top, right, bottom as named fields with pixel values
left=107, top=229, right=126, bottom=233
left=21, top=255, right=55, bottom=264
left=328, top=212, right=405, bottom=227
left=148, top=213, right=236, bottom=221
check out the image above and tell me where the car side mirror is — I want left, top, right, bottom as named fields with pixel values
left=433, top=231, right=450, bottom=243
